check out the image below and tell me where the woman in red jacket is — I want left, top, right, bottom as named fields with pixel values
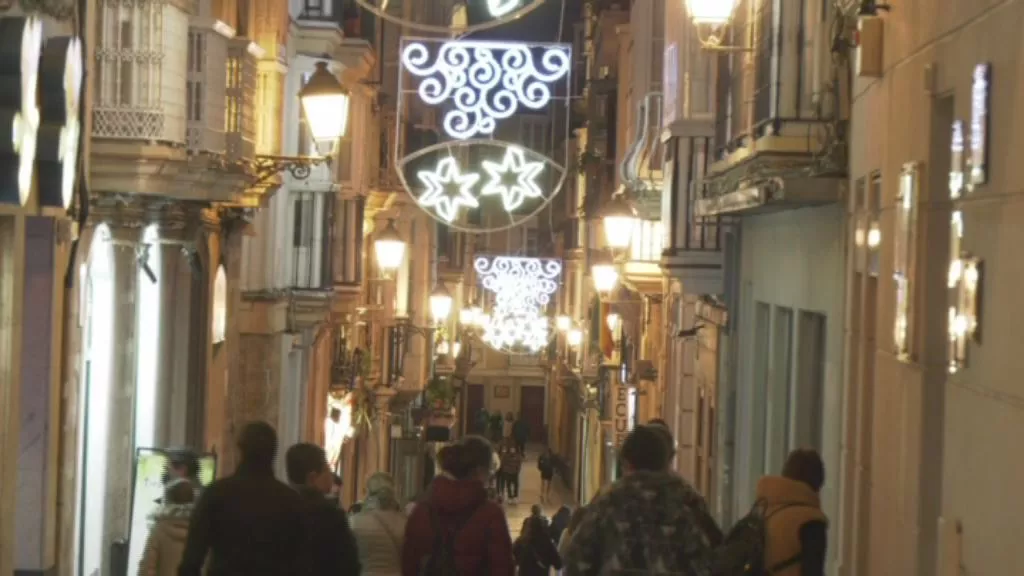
left=401, top=436, right=515, bottom=576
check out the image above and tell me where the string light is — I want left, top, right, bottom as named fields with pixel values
left=401, top=40, right=571, bottom=140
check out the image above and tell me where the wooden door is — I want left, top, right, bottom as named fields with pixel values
left=519, top=385, right=547, bottom=443
left=464, top=384, right=485, bottom=436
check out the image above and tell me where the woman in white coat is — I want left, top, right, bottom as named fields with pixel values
left=139, top=479, right=195, bottom=576
left=349, top=472, right=407, bottom=576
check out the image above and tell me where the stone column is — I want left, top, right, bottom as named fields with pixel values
left=150, top=205, right=199, bottom=449
left=367, top=387, right=396, bottom=476
left=101, top=208, right=144, bottom=559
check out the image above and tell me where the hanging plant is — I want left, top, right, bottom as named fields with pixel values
left=425, top=375, right=456, bottom=410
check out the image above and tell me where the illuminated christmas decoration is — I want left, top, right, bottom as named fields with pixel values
left=474, top=256, right=562, bottom=353
left=400, top=140, right=566, bottom=231
left=355, top=0, right=547, bottom=36
left=0, top=16, right=43, bottom=206
left=37, top=35, right=84, bottom=208
left=489, top=0, right=521, bottom=17
left=400, top=40, right=571, bottom=140
left=417, top=156, right=481, bottom=222
left=481, top=146, right=544, bottom=212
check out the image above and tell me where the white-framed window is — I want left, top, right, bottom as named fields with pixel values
left=212, top=265, right=227, bottom=343
left=629, top=219, right=664, bottom=262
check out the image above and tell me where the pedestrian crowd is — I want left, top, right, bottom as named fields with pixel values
left=140, top=414, right=827, bottom=576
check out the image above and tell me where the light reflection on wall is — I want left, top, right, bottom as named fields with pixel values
left=76, top=225, right=114, bottom=576
left=134, top=225, right=161, bottom=449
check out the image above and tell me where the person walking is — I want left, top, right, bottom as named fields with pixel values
left=537, top=448, right=555, bottom=503
left=513, top=515, right=563, bottom=576
left=548, top=505, right=572, bottom=546
left=475, top=408, right=490, bottom=437
left=402, top=435, right=514, bottom=576
left=499, top=440, right=523, bottom=504
left=754, top=448, right=829, bottom=576
left=139, top=479, right=195, bottom=576
left=285, top=443, right=361, bottom=576
left=562, top=425, right=717, bottom=575
left=178, top=421, right=304, bottom=576
left=489, top=411, right=504, bottom=443
left=350, top=472, right=406, bottom=576
left=512, top=414, right=529, bottom=455
left=556, top=507, right=587, bottom=566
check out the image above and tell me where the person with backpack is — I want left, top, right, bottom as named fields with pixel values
left=401, top=435, right=514, bottom=576
left=499, top=439, right=523, bottom=504
left=513, top=515, right=563, bottom=576
left=562, top=425, right=716, bottom=576
left=717, top=448, right=828, bottom=576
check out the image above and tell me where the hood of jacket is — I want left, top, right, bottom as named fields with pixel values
left=148, top=504, right=193, bottom=542
left=426, top=474, right=488, bottom=515
left=755, top=476, right=822, bottom=510
left=601, top=470, right=708, bottom=518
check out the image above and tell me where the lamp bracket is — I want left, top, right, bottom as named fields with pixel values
left=247, top=155, right=332, bottom=189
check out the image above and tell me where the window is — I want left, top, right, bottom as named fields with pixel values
left=630, top=219, right=664, bottom=261
left=292, top=192, right=334, bottom=289
left=302, top=0, right=333, bottom=18
left=768, top=306, right=793, bottom=473
left=212, top=265, right=227, bottom=344
left=525, top=227, right=538, bottom=256
left=868, top=173, right=881, bottom=277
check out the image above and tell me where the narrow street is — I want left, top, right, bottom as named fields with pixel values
left=501, top=445, right=573, bottom=541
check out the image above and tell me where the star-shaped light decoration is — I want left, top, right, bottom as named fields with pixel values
left=487, top=0, right=520, bottom=17
left=480, top=146, right=544, bottom=212
left=416, top=156, right=482, bottom=222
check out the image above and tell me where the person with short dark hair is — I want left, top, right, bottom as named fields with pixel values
left=140, top=479, right=195, bottom=576
left=286, top=442, right=361, bottom=576
left=512, top=413, right=529, bottom=455
left=755, top=448, right=828, bottom=576
left=178, top=421, right=304, bottom=576
left=514, top=515, right=563, bottom=576
left=563, top=426, right=716, bottom=575
left=401, top=435, right=515, bottom=576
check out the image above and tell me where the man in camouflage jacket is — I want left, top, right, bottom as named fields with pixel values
left=563, top=426, right=717, bottom=576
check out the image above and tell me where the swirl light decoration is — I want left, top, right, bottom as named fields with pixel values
left=400, top=39, right=571, bottom=140
left=474, top=256, right=562, bottom=354
left=355, top=0, right=548, bottom=36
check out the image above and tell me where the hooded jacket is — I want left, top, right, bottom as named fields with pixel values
left=563, top=471, right=717, bottom=576
left=350, top=492, right=406, bottom=576
left=755, top=476, right=828, bottom=576
left=401, top=474, right=515, bottom=576
left=178, top=460, right=305, bottom=576
left=139, top=503, right=193, bottom=576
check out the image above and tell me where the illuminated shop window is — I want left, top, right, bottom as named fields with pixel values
left=893, top=163, right=918, bottom=359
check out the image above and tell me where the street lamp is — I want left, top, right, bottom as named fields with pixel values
left=606, top=312, right=621, bottom=333
left=602, top=193, right=638, bottom=250
left=567, top=328, right=583, bottom=348
left=459, top=307, right=476, bottom=326
left=299, top=61, right=351, bottom=142
left=374, top=219, right=406, bottom=275
left=685, top=0, right=741, bottom=26
left=555, top=315, right=571, bottom=332
left=592, top=263, right=619, bottom=293
left=430, top=284, right=453, bottom=325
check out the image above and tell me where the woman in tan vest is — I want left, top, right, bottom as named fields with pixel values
left=755, top=448, right=828, bottom=576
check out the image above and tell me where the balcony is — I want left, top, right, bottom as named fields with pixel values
left=700, top=0, right=847, bottom=217
left=621, top=219, right=664, bottom=295
left=288, top=190, right=335, bottom=330
left=186, top=19, right=230, bottom=155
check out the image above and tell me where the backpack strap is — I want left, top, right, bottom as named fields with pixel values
left=768, top=552, right=803, bottom=574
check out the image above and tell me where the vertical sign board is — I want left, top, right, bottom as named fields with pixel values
left=613, top=380, right=630, bottom=447
left=662, top=43, right=678, bottom=128
left=127, top=449, right=217, bottom=576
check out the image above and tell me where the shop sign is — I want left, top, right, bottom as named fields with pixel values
left=613, top=381, right=629, bottom=446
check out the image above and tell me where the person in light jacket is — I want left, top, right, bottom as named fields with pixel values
left=140, top=479, right=195, bottom=576
left=350, top=472, right=407, bottom=576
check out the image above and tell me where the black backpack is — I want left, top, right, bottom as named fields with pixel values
left=419, top=502, right=485, bottom=576
left=715, top=500, right=811, bottom=575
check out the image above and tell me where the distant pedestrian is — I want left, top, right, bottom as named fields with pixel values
left=350, top=472, right=406, bottom=576
left=549, top=505, right=571, bottom=545
left=286, top=442, right=361, bottom=576
left=139, top=479, right=194, bottom=576
left=512, top=414, right=529, bottom=455
left=475, top=408, right=490, bottom=436
left=178, top=421, right=304, bottom=576
left=537, top=448, right=555, bottom=503
left=514, top=515, right=562, bottom=576
left=402, top=435, right=515, bottom=576
left=489, top=411, right=504, bottom=443
left=499, top=440, right=523, bottom=504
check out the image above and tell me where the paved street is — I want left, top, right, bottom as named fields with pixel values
left=501, top=445, right=573, bottom=541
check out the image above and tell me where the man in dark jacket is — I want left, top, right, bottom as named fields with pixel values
left=178, top=421, right=304, bottom=576
left=286, top=443, right=361, bottom=576
left=511, top=414, right=529, bottom=455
